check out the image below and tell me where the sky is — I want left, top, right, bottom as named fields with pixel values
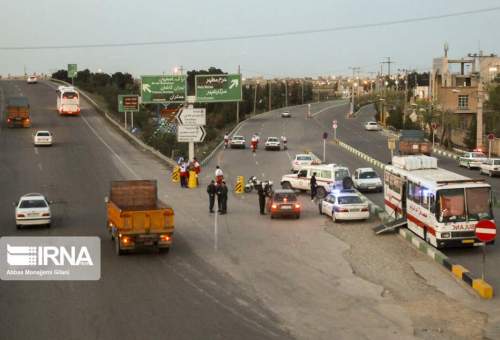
left=0, top=0, right=499, bottom=78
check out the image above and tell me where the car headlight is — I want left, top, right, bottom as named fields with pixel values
left=441, top=232, right=451, bottom=239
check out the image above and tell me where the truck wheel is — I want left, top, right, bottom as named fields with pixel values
left=281, top=181, right=292, bottom=189
left=316, top=187, right=327, bottom=199
left=244, top=186, right=252, bottom=193
left=159, top=247, right=170, bottom=254
left=46, top=223, right=51, bottom=228
left=115, top=238, right=124, bottom=256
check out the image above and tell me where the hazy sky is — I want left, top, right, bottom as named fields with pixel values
left=1, top=0, right=499, bottom=78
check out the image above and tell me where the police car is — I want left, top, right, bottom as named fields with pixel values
left=352, top=167, right=383, bottom=192
left=318, top=189, right=369, bottom=222
left=265, top=137, right=281, bottom=151
left=230, top=135, right=246, bottom=149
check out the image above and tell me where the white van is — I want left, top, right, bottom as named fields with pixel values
left=281, top=164, right=351, bottom=198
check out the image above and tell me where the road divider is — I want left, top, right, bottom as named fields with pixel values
left=235, top=176, right=244, bottom=194
left=335, top=137, right=494, bottom=299
left=171, top=166, right=180, bottom=183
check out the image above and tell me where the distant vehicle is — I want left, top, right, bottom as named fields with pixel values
left=480, top=158, right=500, bottom=177
left=385, top=155, right=494, bottom=248
left=265, top=136, right=281, bottom=151
left=352, top=167, right=383, bottom=192
left=33, top=130, right=53, bottom=146
left=291, top=153, right=321, bottom=172
left=26, top=76, right=38, bottom=84
left=398, top=130, right=432, bottom=156
left=281, top=110, right=291, bottom=118
left=364, top=121, right=381, bottom=131
left=267, top=189, right=301, bottom=219
left=15, top=193, right=51, bottom=229
left=244, top=176, right=273, bottom=195
left=5, top=97, right=31, bottom=128
left=281, top=164, right=351, bottom=199
left=106, top=180, right=175, bottom=255
left=318, top=190, right=369, bottom=222
left=458, top=151, right=487, bottom=169
left=56, top=86, right=80, bottom=115
left=230, top=135, right=246, bottom=149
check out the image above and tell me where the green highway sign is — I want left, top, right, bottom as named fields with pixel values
left=141, top=75, right=187, bottom=103
left=195, top=74, right=242, bottom=102
left=68, top=64, right=77, bottom=78
left=118, top=95, right=140, bottom=113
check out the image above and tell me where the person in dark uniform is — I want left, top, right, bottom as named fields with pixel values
left=207, top=180, right=217, bottom=213
left=257, top=181, right=266, bottom=215
left=218, top=181, right=228, bottom=214
left=310, top=172, right=317, bottom=201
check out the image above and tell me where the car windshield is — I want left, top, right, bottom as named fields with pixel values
left=20, top=199, right=47, bottom=208
left=367, top=122, right=376, bottom=125
left=274, top=193, right=297, bottom=202
left=233, top=136, right=244, bottom=140
left=493, top=160, right=500, bottom=165
left=297, top=156, right=312, bottom=161
left=472, top=153, right=485, bottom=158
left=335, top=169, right=350, bottom=181
left=268, top=138, right=278, bottom=142
left=466, top=187, right=493, bottom=221
left=359, top=171, right=378, bottom=179
left=63, top=92, right=78, bottom=99
left=338, top=196, right=362, bottom=204
left=37, top=132, right=50, bottom=137
left=436, top=188, right=492, bottom=222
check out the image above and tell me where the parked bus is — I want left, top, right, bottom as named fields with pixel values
left=384, top=155, right=495, bottom=248
left=56, top=86, right=80, bottom=115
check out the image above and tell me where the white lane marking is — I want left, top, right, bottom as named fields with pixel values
left=80, top=109, right=140, bottom=179
left=34, top=148, right=39, bottom=155
left=311, top=101, right=348, bottom=117
left=37, top=163, right=43, bottom=171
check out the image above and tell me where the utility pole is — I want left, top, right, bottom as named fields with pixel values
left=349, top=67, right=360, bottom=116
left=284, top=80, right=288, bottom=107
left=253, top=81, right=259, bottom=114
left=301, top=80, right=304, bottom=104
left=268, top=80, right=272, bottom=111
left=381, top=57, right=395, bottom=79
left=477, top=81, right=484, bottom=149
left=236, top=65, right=240, bottom=123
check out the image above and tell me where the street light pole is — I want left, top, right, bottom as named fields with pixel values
left=268, top=80, right=272, bottom=112
left=284, top=80, right=288, bottom=107
left=253, top=81, right=259, bottom=114
left=477, top=81, right=484, bottom=150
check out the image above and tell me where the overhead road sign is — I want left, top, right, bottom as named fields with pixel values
left=195, top=74, right=242, bottom=102
left=141, top=75, right=187, bottom=104
left=68, top=64, right=77, bottom=78
left=176, top=107, right=206, bottom=126
left=177, top=125, right=206, bottom=143
left=118, top=95, right=140, bottom=113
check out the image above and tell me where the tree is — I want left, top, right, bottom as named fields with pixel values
left=464, top=118, right=477, bottom=149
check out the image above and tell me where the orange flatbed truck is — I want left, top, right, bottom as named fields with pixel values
left=106, top=180, right=174, bottom=255
left=5, top=97, right=31, bottom=128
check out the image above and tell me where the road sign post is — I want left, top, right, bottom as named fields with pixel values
left=332, top=120, right=338, bottom=140
left=308, top=104, right=311, bottom=118
left=141, top=75, right=187, bottom=103
left=68, top=64, right=77, bottom=85
left=475, top=219, right=497, bottom=280
left=118, top=95, right=140, bottom=130
left=176, top=107, right=206, bottom=125
left=322, top=132, right=328, bottom=162
left=195, top=74, right=242, bottom=102
left=488, top=133, right=495, bottom=159
left=388, top=137, right=397, bottom=159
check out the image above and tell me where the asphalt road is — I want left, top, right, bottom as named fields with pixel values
left=0, top=80, right=290, bottom=340
left=314, top=103, right=500, bottom=292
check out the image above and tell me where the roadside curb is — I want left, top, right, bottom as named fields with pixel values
left=49, top=79, right=177, bottom=168
left=432, top=147, right=460, bottom=160
left=334, top=137, right=494, bottom=299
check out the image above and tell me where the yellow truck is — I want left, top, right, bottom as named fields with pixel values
left=106, top=180, right=174, bottom=255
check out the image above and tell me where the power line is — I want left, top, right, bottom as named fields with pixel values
left=1, top=7, right=499, bottom=51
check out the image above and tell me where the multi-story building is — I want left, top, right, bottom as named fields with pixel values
left=430, top=45, right=500, bottom=147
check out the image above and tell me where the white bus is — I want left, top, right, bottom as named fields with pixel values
left=384, top=155, right=495, bottom=248
left=56, top=86, right=80, bottom=115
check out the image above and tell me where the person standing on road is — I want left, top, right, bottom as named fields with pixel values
left=217, top=181, right=228, bottom=214
left=310, top=172, right=318, bottom=201
left=224, top=133, right=229, bottom=149
left=179, top=161, right=188, bottom=188
left=193, top=157, right=201, bottom=185
left=207, top=180, right=217, bottom=213
left=257, top=181, right=266, bottom=215
left=215, top=165, right=224, bottom=185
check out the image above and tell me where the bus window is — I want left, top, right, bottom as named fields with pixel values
left=437, top=189, right=466, bottom=222
left=429, top=194, right=436, bottom=214
left=466, top=187, right=493, bottom=221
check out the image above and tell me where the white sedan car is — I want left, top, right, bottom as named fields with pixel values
left=281, top=110, right=291, bottom=118
left=15, top=193, right=52, bottom=228
left=458, top=152, right=487, bottom=169
left=480, top=158, right=500, bottom=177
left=230, top=135, right=246, bottom=149
left=364, top=121, right=381, bottom=131
left=318, top=190, right=370, bottom=222
left=265, top=137, right=281, bottom=151
left=353, top=168, right=383, bottom=192
left=33, top=130, right=53, bottom=146
left=27, top=76, right=38, bottom=84
left=291, top=153, right=321, bottom=172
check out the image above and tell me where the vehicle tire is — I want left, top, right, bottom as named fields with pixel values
left=316, top=187, right=327, bottom=199
left=281, top=181, right=292, bottom=190
left=16, top=224, right=21, bottom=230
left=331, top=213, right=336, bottom=223
left=295, top=214, right=300, bottom=219
left=244, top=186, right=252, bottom=193
left=467, top=163, right=471, bottom=169
left=159, top=247, right=170, bottom=254
left=115, top=238, right=124, bottom=256
left=47, top=223, right=51, bottom=228
left=318, top=204, right=323, bottom=215
left=489, top=170, right=493, bottom=177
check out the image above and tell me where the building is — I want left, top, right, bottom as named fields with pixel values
left=430, top=44, right=500, bottom=147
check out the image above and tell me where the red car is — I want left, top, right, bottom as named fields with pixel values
left=267, top=189, right=301, bottom=219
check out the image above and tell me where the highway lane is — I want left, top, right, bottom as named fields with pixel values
left=0, top=80, right=290, bottom=340
left=201, top=102, right=491, bottom=338
left=312, top=103, right=500, bottom=294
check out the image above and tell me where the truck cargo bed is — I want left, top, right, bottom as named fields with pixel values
left=110, top=180, right=171, bottom=210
